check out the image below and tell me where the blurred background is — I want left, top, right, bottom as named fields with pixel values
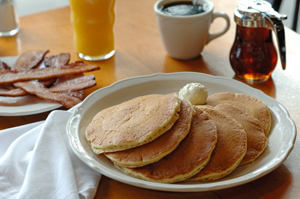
left=15, top=0, right=68, bottom=17
left=14, top=0, right=300, bottom=33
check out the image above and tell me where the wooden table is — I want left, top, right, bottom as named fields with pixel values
left=0, top=0, right=299, bottom=198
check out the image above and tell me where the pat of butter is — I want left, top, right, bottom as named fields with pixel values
left=178, top=83, right=208, bottom=105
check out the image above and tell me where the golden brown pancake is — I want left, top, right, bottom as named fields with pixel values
left=105, top=100, right=194, bottom=168
left=214, top=104, right=268, bottom=165
left=85, top=93, right=181, bottom=154
left=206, top=92, right=272, bottom=136
left=115, top=106, right=217, bottom=183
left=190, top=106, right=247, bottom=182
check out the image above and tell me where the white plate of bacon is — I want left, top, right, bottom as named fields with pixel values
left=0, top=50, right=100, bottom=116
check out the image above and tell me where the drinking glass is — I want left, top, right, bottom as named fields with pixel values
left=0, top=0, right=19, bottom=37
left=69, top=0, right=115, bottom=61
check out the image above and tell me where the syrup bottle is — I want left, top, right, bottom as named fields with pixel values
left=230, top=0, right=287, bottom=82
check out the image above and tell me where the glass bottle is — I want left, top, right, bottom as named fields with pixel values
left=230, top=0, right=287, bottom=82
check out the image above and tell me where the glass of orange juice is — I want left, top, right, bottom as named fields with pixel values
left=69, top=0, right=115, bottom=61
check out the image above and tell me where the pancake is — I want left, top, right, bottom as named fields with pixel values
left=214, top=104, right=268, bottom=165
left=190, top=106, right=247, bottom=182
left=105, top=100, right=194, bottom=168
left=115, top=106, right=217, bottom=183
left=86, top=93, right=181, bottom=154
left=206, top=92, right=272, bottom=136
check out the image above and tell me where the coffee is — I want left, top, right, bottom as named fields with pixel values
left=160, top=2, right=206, bottom=16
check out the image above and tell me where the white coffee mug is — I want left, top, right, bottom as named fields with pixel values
left=154, top=0, right=230, bottom=60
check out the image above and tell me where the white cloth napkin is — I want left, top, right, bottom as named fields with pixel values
left=0, top=110, right=101, bottom=199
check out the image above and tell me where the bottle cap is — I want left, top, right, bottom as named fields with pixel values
left=234, top=0, right=287, bottom=28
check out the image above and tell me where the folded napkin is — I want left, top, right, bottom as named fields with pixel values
left=0, top=110, right=101, bottom=199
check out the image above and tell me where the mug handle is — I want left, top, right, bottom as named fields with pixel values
left=207, top=12, right=230, bottom=44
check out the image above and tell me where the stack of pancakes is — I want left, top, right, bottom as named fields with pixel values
left=85, top=92, right=270, bottom=183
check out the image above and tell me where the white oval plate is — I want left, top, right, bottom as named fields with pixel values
left=0, top=56, right=62, bottom=116
left=66, top=72, right=296, bottom=192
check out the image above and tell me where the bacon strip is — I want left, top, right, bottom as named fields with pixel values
left=49, top=74, right=96, bottom=92
left=0, top=63, right=100, bottom=85
left=44, top=53, right=70, bottom=68
left=14, top=81, right=82, bottom=108
left=0, top=87, right=27, bottom=96
left=39, top=77, right=57, bottom=87
left=0, top=76, right=84, bottom=97
left=0, top=78, right=57, bottom=97
left=0, top=83, right=15, bottom=90
left=0, top=82, right=27, bottom=96
left=0, top=60, right=10, bottom=70
left=12, top=50, right=49, bottom=71
left=58, top=90, right=84, bottom=100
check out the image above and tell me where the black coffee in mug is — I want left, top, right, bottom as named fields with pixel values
left=160, top=2, right=206, bottom=16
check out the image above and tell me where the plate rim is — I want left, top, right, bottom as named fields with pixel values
left=66, top=72, right=297, bottom=192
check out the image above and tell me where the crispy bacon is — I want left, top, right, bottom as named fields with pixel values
left=44, top=53, right=70, bottom=68
left=53, top=74, right=82, bottom=85
left=0, top=60, right=10, bottom=71
left=39, top=77, right=57, bottom=87
left=64, top=61, right=85, bottom=67
left=0, top=69, right=18, bottom=74
left=0, top=83, right=15, bottom=90
left=49, top=74, right=96, bottom=92
left=14, top=81, right=82, bottom=108
left=0, top=87, right=27, bottom=97
left=0, top=77, right=56, bottom=97
left=0, top=76, right=84, bottom=97
left=0, top=69, right=18, bottom=75
left=1, top=51, right=99, bottom=108
left=58, top=90, right=84, bottom=100
left=12, top=50, right=49, bottom=71
left=0, top=63, right=100, bottom=85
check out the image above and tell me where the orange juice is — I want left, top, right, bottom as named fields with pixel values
left=69, top=0, right=115, bottom=60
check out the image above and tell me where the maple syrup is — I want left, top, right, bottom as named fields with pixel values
left=230, top=0, right=287, bottom=82
left=230, top=25, right=277, bottom=82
